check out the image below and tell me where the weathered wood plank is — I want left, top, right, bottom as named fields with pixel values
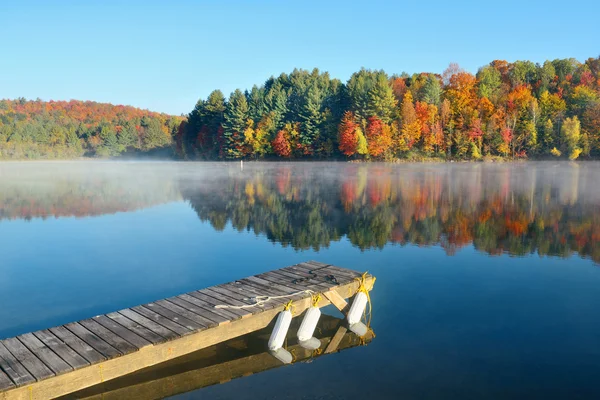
left=92, top=315, right=152, bottom=350
left=0, top=369, right=14, bottom=392
left=155, top=299, right=217, bottom=328
left=117, top=309, right=182, bottom=341
left=303, top=261, right=363, bottom=280
left=79, top=319, right=138, bottom=354
left=178, top=293, right=240, bottom=321
left=166, top=297, right=230, bottom=325
left=65, top=323, right=121, bottom=359
left=323, top=290, right=349, bottom=313
left=32, top=330, right=89, bottom=370
left=242, top=276, right=309, bottom=301
left=0, top=341, right=35, bottom=387
left=210, top=284, right=269, bottom=307
left=324, top=326, right=348, bottom=354
left=1, top=337, right=54, bottom=381
left=277, top=266, right=336, bottom=287
left=186, top=291, right=251, bottom=319
left=257, top=270, right=329, bottom=293
left=290, top=263, right=359, bottom=287
left=16, top=333, right=72, bottom=375
left=106, top=312, right=170, bottom=344
left=132, top=306, right=193, bottom=336
left=225, top=279, right=284, bottom=298
left=49, top=326, right=106, bottom=365
left=203, top=287, right=266, bottom=314
left=270, top=269, right=334, bottom=291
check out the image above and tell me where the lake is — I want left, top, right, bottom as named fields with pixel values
left=1, top=161, right=599, bottom=399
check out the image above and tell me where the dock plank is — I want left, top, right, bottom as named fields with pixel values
left=223, top=279, right=283, bottom=300
left=1, top=337, right=54, bottom=381
left=64, top=323, right=121, bottom=359
left=213, top=284, right=281, bottom=309
left=131, top=306, right=193, bottom=336
left=49, top=326, right=106, bottom=365
left=202, top=287, right=265, bottom=314
left=186, top=291, right=251, bottom=319
left=236, top=277, right=310, bottom=304
left=164, top=297, right=230, bottom=325
left=0, top=370, right=14, bottom=391
left=0, top=341, right=35, bottom=387
left=155, top=299, right=217, bottom=328
left=17, top=333, right=72, bottom=375
left=106, top=312, right=170, bottom=344
left=92, top=315, right=152, bottom=350
left=243, top=276, right=306, bottom=298
left=268, top=269, right=334, bottom=291
left=79, top=319, right=139, bottom=354
left=175, top=294, right=238, bottom=322
left=117, top=309, right=181, bottom=341
left=32, top=330, right=89, bottom=370
left=301, top=261, right=363, bottom=280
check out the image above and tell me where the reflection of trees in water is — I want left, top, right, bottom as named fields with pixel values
left=0, top=164, right=181, bottom=221
left=182, top=164, right=600, bottom=263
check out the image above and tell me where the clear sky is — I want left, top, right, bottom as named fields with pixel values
left=1, top=0, right=598, bottom=115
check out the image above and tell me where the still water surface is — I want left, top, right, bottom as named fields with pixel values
left=1, top=161, right=599, bottom=399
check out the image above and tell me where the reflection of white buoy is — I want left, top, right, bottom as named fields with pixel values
left=268, top=309, right=292, bottom=351
left=349, top=321, right=368, bottom=336
left=347, top=291, right=368, bottom=325
left=240, top=160, right=243, bottom=171
left=299, top=337, right=321, bottom=350
left=297, top=306, right=321, bottom=342
left=270, top=348, right=293, bottom=364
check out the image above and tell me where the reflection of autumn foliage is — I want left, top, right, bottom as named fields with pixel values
left=0, top=175, right=180, bottom=220
left=182, top=164, right=600, bottom=263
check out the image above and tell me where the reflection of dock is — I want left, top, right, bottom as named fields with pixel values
left=0, top=261, right=375, bottom=399
left=64, top=314, right=374, bottom=399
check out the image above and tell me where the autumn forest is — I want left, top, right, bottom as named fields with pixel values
left=1, top=56, right=599, bottom=161
left=179, top=56, right=600, bottom=161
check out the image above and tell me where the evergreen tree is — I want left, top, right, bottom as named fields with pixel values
left=222, top=89, right=249, bottom=158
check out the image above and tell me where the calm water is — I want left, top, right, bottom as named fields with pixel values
left=1, top=161, right=599, bottom=399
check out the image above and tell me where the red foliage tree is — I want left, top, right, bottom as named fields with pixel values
left=272, top=130, right=292, bottom=157
left=366, top=116, right=392, bottom=158
left=338, top=111, right=359, bottom=156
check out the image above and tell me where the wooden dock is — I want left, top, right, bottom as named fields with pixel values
left=0, top=261, right=375, bottom=400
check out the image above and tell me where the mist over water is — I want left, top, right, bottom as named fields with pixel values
left=1, top=161, right=599, bottom=399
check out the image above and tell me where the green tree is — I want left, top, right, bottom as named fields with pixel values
left=222, top=89, right=249, bottom=158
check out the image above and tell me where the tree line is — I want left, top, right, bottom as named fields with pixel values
left=0, top=99, right=182, bottom=159
left=178, top=56, right=600, bottom=161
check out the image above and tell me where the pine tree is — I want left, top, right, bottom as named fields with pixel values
left=222, top=89, right=249, bottom=158
left=368, top=73, right=397, bottom=123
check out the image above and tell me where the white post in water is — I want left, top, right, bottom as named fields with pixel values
left=240, top=160, right=243, bottom=171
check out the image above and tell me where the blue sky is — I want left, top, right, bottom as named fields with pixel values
left=1, top=0, right=598, bottom=115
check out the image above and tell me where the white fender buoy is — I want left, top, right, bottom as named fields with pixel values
left=347, top=291, right=368, bottom=325
left=268, top=309, right=292, bottom=351
left=349, top=321, right=368, bottom=337
left=270, top=348, right=293, bottom=364
left=299, top=337, right=321, bottom=350
left=297, top=306, right=321, bottom=342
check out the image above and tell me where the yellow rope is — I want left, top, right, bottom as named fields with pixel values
left=28, top=386, right=32, bottom=400
left=98, top=364, right=105, bottom=383
left=311, top=293, right=322, bottom=307
left=283, top=299, right=294, bottom=314
left=354, top=271, right=375, bottom=328
left=312, top=347, right=323, bottom=357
